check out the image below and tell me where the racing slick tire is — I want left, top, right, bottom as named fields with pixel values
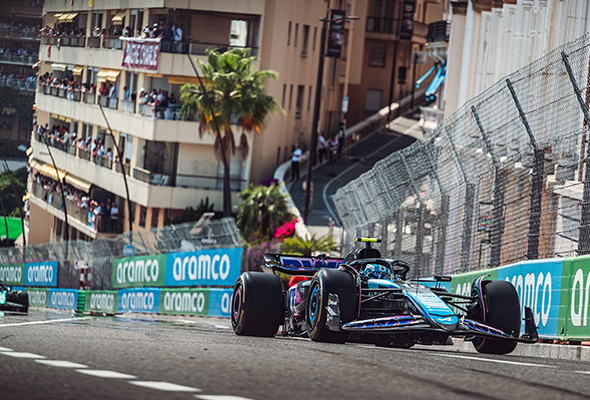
left=306, top=269, right=356, bottom=344
left=6, top=292, right=29, bottom=313
left=473, top=280, right=520, bottom=355
left=231, top=272, right=284, bottom=337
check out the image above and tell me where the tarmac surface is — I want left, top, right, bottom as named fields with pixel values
left=1, top=309, right=590, bottom=400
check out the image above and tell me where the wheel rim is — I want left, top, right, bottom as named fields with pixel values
left=308, top=285, right=320, bottom=325
left=232, top=283, right=242, bottom=323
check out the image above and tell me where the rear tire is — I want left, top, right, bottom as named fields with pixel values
left=231, top=272, right=284, bottom=337
left=473, top=280, right=520, bottom=355
left=306, top=269, right=357, bottom=344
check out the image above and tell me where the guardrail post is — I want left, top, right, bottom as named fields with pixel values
left=506, top=78, right=544, bottom=260
left=561, top=51, right=590, bottom=255
left=471, top=105, right=504, bottom=268
left=400, top=155, right=424, bottom=272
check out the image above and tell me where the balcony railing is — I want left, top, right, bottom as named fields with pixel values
left=103, top=37, right=123, bottom=50
left=139, top=103, right=182, bottom=120
left=0, top=52, right=38, bottom=65
left=41, top=84, right=89, bottom=102
left=0, top=27, right=39, bottom=39
left=160, top=39, right=258, bottom=57
left=366, top=17, right=428, bottom=38
left=427, top=20, right=450, bottom=43
left=119, top=100, right=135, bottom=114
left=0, top=77, right=36, bottom=92
left=98, top=95, right=118, bottom=110
left=41, top=36, right=85, bottom=47
left=87, top=37, right=100, bottom=48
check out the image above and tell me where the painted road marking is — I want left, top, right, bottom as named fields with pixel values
left=214, top=325, right=230, bottom=329
left=130, top=381, right=201, bottom=392
left=76, top=369, right=137, bottom=379
left=0, top=346, right=13, bottom=351
left=196, top=396, right=255, bottom=400
left=0, top=351, right=46, bottom=359
left=36, top=360, right=88, bottom=368
left=0, top=317, right=90, bottom=328
left=574, top=371, right=590, bottom=375
left=356, top=345, right=557, bottom=369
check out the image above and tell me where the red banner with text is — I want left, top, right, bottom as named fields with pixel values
left=121, top=38, right=160, bottom=71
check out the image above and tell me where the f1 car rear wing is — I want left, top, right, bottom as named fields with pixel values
left=262, top=253, right=343, bottom=277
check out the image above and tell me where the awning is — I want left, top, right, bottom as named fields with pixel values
left=168, top=76, right=201, bottom=85
left=107, top=70, right=120, bottom=80
left=111, top=11, right=126, bottom=24
left=32, top=60, right=41, bottom=70
left=30, top=160, right=66, bottom=182
left=25, top=147, right=33, bottom=156
left=65, top=174, right=92, bottom=193
left=59, top=13, right=79, bottom=22
left=51, top=63, right=67, bottom=72
left=22, top=193, right=30, bottom=202
left=72, top=65, right=84, bottom=76
left=53, top=13, right=64, bottom=19
left=97, top=69, right=121, bottom=82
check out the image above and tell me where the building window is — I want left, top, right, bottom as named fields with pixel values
left=151, top=207, right=160, bottom=228
left=369, top=44, right=387, bottom=67
left=365, top=89, right=383, bottom=111
left=139, top=205, right=147, bottom=228
left=301, top=25, right=310, bottom=56
left=308, top=85, right=312, bottom=110
left=287, top=21, right=292, bottom=45
left=282, top=84, right=286, bottom=108
left=313, top=27, right=317, bottom=49
left=289, top=85, right=293, bottom=109
left=294, top=23, right=299, bottom=46
left=296, top=85, right=304, bottom=118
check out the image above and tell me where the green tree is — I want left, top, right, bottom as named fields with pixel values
left=236, top=184, right=293, bottom=242
left=282, top=233, right=338, bottom=257
left=0, top=167, right=27, bottom=218
left=180, top=49, right=280, bottom=214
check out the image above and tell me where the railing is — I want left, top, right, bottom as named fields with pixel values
left=115, top=162, right=130, bottom=175
left=41, top=36, right=85, bottom=47
left=98, top=95, right=118, bottom=110
left=92, top=154, right=113, bottom=169
left=366, top=17, right=428, bottom=38
left=103, top=37, right=123, bottom=50
left=160, top=39, right=259, bottom=57
left=0, top=52, right=38, bottom=65
left=0, top=77, right=36, bottom=92
left=40, top=84, right=87, bottom=102
left=87, top=37, right=100, bottom=48
left=83, top=92, right=96, bottom=104
left=0, top=27, right=39, bottom=39
left=139, top=103, right=182, bottom=120
left=427, top=20, right=450, bottom=43
left=119, top=100, right=136, bottom=114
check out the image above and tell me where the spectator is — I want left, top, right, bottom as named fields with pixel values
left=329, top=135, right=338, bottom=164
left=124, top=86, right=130, bottom=101
left=317, top=134, right=326, bottom=163
left=110, top=203, right=119, bottom=233
left=291, top=145, right=301, bottom=181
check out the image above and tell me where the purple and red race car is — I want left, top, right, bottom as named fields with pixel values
left=231, top=237, right=538, bottom=354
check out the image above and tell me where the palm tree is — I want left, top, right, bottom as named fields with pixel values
left=236, top=183, right=293, bottom=242
left=282, top=233, right=338, bottom=257
left=180, top=49, right=280, bottom=214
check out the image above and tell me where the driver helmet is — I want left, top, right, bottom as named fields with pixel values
left=363, top=264, right=391, bottom=280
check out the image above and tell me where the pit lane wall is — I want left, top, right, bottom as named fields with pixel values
left=445, top=257, right=590, bottom=340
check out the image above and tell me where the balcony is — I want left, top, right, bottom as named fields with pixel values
left=0, top=52, right=39, bottom=66
left=365, top=17, right=428, bottom=40
left=427, top=21, right=450, bottom=43
left=0, top=77, right=36, bottom=92
left=0, top=26, right=40, bottom=40
left=37, top=84, right=216, bottom=144
left=31, top=136, right=243, bottom=209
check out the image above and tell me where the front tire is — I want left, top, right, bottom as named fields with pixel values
left=306, top=269, right=357, bottom=344
left=231, top=272, right=284, bottom=337
left=473, top=280, right=520, bottom=355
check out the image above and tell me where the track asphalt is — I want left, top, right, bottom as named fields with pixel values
left=1, top=309, right=589, bottom=400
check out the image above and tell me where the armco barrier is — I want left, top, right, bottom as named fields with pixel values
left=560, top=255, right=590, bottom=340
left=112, top=247, right=243, bottom=289
left=25, top=262, right=58, bottom=287
left=0, top=263, right=25, bottom=286
left=84, top=290, right=118, bottom=314
left=48, top=289, right=78, bottom=311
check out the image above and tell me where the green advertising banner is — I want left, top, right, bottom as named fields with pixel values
left=112, top=254, right=167, bottom=288
left=26, top=288, right=49, bottom=307
left=559, top=255, right=590, bottom=339
left=85, top=290, right=118, bottom=314
left=159, top=288, right=209, bottom=316
left=0, top=263, right=25, bottom=286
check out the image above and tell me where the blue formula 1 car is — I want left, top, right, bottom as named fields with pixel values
left=231, top=238, right=538, bottom=354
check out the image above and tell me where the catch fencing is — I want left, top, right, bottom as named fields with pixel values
left=0, top=218, right=243, bottom=290
left=333, top=33, right=590, bottom=277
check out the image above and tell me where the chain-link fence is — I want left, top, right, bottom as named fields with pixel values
left=333, top=33, right=590, bottom=277
left=0, top=218, right=243, bottom=289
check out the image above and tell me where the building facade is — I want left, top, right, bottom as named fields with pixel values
left=445, top=0, right=590, bottom=117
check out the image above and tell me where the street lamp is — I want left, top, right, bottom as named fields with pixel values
left=303, top=9, right=359, bottom=225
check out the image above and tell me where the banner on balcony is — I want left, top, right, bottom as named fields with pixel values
left=121, top=38, right=160, bottom=72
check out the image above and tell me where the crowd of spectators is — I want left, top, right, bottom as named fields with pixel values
left=0, top=22, right=40, bottom=38
left=33, top=172, right=120, bottom=233
left=39, top=20, right=184, bottom=41
left=0, top=72, right=36, bottom=88
left=35, top=123, right=114, bottom=163
left=39, top=23, right=85, bottom=38
left=38, top=72, right=97, bottom=99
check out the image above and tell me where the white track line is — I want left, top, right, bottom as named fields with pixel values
left=0, top=352, right=46, bottom=359
left=0, top=346, right=13, bottom=351
left=129, top=381, right=201, bottom=392
left=196, top=396, right=255, bottom=400
left=36, top=360, right=88, bottom=368
left=76, top=369, right=137, bottom=379
left=0, top=317, right=90, bottom=328
left=355, top=345, right=556, bottom=368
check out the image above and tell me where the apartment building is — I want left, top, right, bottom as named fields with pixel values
left=0, top=0, right=42, bottom=145
left=445, top=0, right=590, bottom=117
left=29, top=0, right=443, bottom=245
